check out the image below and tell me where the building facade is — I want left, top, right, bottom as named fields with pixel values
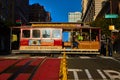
left=15, top=0, right=29, bottom=24
left=82, top=0, right=120, bottom=23
left=29, top=3, right=51, bottom=22
left=81, top=0, right=88, bottom=20
left=96, top=0, right=120, bottom=20
left=81, top=0, right=108, bottom=23
left=68, top=12, right=82, bottom=22
left=0, top=0, right=29, bottom=24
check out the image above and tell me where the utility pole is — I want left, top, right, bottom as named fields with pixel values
left=110, top=0, right=113, bottom=25
left=106, top=0, right=113, bottom=56
left=108, top=0, right=114, bottom=31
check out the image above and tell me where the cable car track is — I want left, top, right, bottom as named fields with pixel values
left=0, top=57, right=61, bottom=80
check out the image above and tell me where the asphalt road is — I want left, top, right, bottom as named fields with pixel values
left=0, top=53, right=120, bottom=80
left=67, top=56, right=120, bottom=80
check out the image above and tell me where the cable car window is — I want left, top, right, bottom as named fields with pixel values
left=42, top=30, right=50, bottom=38
left=32, top=30, right=40, bottom=38
left=22, top=30, right=30, bottom=38
left=52, top=29, right=61, bottom=38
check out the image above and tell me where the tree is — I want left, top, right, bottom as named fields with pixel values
left=90, top=17, right=120, bottom=36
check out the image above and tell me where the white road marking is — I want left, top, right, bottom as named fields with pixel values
left=103, top=70, right=120, bottom=80
left=3, top=56, right=23, bottom=59
left=68, top=69, right=82, bottom=72
left=68, top=69, right=82, bottom=80
left=68, top=69, right=120, bottom=80
left=58, top=56, right=69, bottom=59
left=111, top=58, right=120, bottom=63
left=97, top=69, right=107, bottom=79
left=73, top=70, right=79, bottom=80
left=99, top=56, right=113, bottom=59
left=79, top=56, right=91, bottom=59
left=85, top=69, right=94, bottom=80
left=30, top=56, right=46, bottom=58
left=100, top=56, right=120, bottom=63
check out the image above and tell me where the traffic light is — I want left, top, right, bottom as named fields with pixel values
left=16, top=19, right=22, bottom=25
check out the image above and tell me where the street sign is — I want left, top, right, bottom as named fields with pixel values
left=105, top=14, right=118, bottom=18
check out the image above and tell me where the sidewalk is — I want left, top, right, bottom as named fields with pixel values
left=113, top=52, right=120, bottom=58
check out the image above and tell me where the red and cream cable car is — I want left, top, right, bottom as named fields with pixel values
left=11, top=22, right=101, bottom=54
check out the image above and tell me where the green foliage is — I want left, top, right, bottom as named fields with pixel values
left=90, top=17, right=120, bottom=36
left=113, top=17, right=120, bottom=29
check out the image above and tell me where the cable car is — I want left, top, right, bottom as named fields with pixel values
left=11, top=22, right=101, bottom=55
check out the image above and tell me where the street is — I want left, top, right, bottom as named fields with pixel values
left=0, top=57, right=61, bottom=80
left=0, top=54, right=120, bottom=80
left=67, top=56, right=120, bottom=80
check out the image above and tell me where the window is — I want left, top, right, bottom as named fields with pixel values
left=22, top=30, right=30, bottom=38
left=52, top=29, right=61, bottom=38
left=32, top=30, right=40, bottom=38
left=62, top=32, right=71, bottom=42
left=42, top=30, right=50, bottom=38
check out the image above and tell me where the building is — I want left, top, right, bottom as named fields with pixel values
left=81, top=0, right=88, bottom=20
left=0, top=0, right=52, bottom=24
left=0, top=0, right=15, bottom=23
left=81, top=0, right=108, bottom=23
left=0, top=0, right=29, bottom=24
left=96, top=0, right=120, bottom=20
left=15, top=0, right=29, bottom=24
left=29, top=3, right=51, bottom=22
left=82, top=0, right=120, bottom=23
left=0, top=0, right=29, bottom=54
left=68, top=12, right=82, bottom=22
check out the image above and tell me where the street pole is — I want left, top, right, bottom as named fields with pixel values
left=110, top=0, right=113, bottom=25
left=107, top=0, right=114, bottom=56
left=106, top=0, right=113, bottom=56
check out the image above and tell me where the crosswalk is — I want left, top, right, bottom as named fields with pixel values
left=0, top=55, right=120, bottom=80
left=66, top=56, right=120, bottom=80
left=58, top=55, right=119, bottom=59
left=1, top=55, right=120, bottom=60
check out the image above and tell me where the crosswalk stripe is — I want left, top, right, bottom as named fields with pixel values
left=31, top=56, right=46, bottom=58
left=58, top=56, right=69, bottom=59
left=79, top=56, right=91, bottom=59
left=99, top=56, right=113, bottom=59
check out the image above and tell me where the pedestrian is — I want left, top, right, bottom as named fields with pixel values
left=72, top=33, right=79, bottom=48
left=77, top=34, right=83, bottom=41
left=107, top=37, right=113, bottom=56
left=100, top=41, right=106, bottom=56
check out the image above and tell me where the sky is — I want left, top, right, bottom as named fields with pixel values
left=29, top=0, right=82, bottom=22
